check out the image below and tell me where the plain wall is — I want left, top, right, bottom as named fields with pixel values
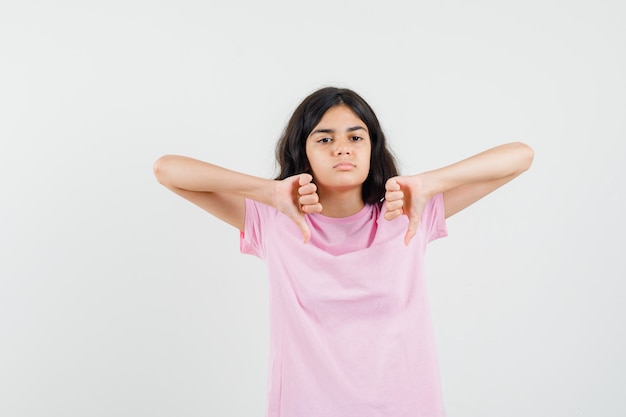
left=1, top=0, right=625, bottom=416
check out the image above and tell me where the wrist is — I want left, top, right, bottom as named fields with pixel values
left=257, top=178, right=281, bottom=208
left=411, top=172, right=440, bottom=198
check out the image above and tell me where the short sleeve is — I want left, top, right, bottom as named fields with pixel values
left=420, top=193, right=448, bottom=243
left=240, top=198, right=266, bottom=258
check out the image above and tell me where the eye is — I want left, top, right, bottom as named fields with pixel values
left=350, top=136, right=363, bottom=142
left=317, top=137, right=332, bottom=143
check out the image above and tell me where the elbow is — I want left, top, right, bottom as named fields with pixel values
left=522, top=142, right=535, bottom=171
left=153, top=154, right=175, bottom=186
left=513, top=141, right=534, bottom=173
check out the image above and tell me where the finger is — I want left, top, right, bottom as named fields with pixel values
left=405, top=195, right=429, bottom=245
left=301, top=203, right=323, bottom=214
left=299, top=193, right=319, bottom=206
left=298, top=182, right=317, bottom=196
left=300, top=224, right=311, bottom=244
left=384, top=190, right=403, bottom=202
left=299, top=173, right=313, bottom=186
left=385, top=177, right=400, bottom=191
left=404, top=215, right=420, bottom=246
left=384, top=208, right=402, bottom=221
left=291, top=214, right=311, bottom=244
left=385, top=199, right=404, bottom=212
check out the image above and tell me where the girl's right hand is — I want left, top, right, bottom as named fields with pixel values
left=273, top=173, right=322, bottom=243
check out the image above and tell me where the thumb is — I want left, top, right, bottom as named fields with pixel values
left=402, top=183, right=427, bottom=245
left=404, top=212, right=421, bottom=246
left=297, top=173, right=313, bottom=243
left=293, top=212, right=311, bottom=244
left=280, top=173, right=313, bottom=243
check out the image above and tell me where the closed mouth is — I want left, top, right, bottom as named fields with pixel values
left=333, top=162, right=356, bottom=168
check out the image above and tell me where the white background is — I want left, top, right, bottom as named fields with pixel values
left=1, top=0, right=625, bottom=416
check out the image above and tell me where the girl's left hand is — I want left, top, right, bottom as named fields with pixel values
left=383, top=175, right=431, bottom=245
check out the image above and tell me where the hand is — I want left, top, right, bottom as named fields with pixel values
left=273, top=173, right=323, bottom=243
left=384, top=175, right=431, bottom=245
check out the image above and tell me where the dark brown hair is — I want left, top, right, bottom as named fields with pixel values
left=275, top=87, right=398, bottom=204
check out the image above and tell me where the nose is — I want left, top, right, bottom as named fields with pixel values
left=334, top=139, right=352, bottom=156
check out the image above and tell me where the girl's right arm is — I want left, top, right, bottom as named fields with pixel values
left=153, top=155, right=321, bottom=242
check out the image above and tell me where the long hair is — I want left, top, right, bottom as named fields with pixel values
left=275, top=87, right=399, bottom=204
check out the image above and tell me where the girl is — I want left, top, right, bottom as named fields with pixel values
left=153, top=87, right=533, bottom=417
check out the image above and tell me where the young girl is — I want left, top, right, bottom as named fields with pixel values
left=153, top=87, right=533, bottom=417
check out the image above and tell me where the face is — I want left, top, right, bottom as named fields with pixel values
left=305, top=104, right=372, bottom=196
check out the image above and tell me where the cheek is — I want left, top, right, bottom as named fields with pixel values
left=362, top=165, right=372, bottom=181
left=363, top=146, right=372, bottom=169
left=305, top=153, right=324, bottom=177
left=304, top=146, right=314, bottom=169
left=306, top=148, right=326, bottom=165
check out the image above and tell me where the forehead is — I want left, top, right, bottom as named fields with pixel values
left=313, top=104, right=367, bottom=130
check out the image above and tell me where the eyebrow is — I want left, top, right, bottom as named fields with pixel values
left=309, top=126, right=367, bottom=136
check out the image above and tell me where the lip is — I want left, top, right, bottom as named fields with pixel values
left=333, top=162, right=356, bottom=170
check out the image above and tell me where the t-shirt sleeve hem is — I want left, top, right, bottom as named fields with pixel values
left=240, top=198, right=260, bottom=257
left=429, top=193, right=448, bottom=242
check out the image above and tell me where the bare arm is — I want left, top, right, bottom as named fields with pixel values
left=153, top=155, right=321, bottom=241
left=384, top=142, right=534, bottom=244
left=425, top=141, right=534, bottom=217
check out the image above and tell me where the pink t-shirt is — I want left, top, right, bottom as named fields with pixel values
left=241, top=193, right=448, bottom=417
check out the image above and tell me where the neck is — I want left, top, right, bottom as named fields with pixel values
left=317, top=188, right=365, bottom=218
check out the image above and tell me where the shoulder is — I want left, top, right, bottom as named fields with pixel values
left=245, top=198, right=279, bottom=220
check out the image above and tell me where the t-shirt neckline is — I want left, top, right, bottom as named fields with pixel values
left=309, top=204, right=375, bottom=224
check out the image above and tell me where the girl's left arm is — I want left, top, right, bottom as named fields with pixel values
left=384, top=141, right=534, bottom=244
left=428, top=141, right=534, bottom=218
